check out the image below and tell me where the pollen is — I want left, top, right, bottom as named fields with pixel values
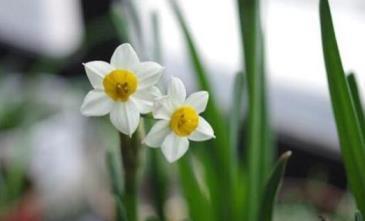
left=170, top=106, right=199, bottom=137
left=103, top=69, right=138, bottom=101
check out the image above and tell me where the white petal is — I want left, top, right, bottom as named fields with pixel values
left=131, top=98, right=153, bottom=114
left=135, top=62, right=164, bottom=89
left=152, top=97, right=176, bottom=120
left=110, top=43, right=140, bottom=69
left=161, top=133, right=189, bottom=163
left=109, top=100, right=140, bottom=136
left=185, top=91, right=209, bottom=113
left=84, top=61, right=114, bottom=89
left=80, top=90, right=113, bottom=116
left=188, top=117, right=215, bottom=141
left=168, top=77, right=186, bottom=104
left=143, top=120, right=170, bottom=148
left=134, top=86, right=162, bottom=101
left=132, top=87, right=162, bottom=114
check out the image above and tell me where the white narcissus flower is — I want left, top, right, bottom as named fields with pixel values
left=144, top=77, right=215, bottom=162
left=80, top=43, right=164, bottom=136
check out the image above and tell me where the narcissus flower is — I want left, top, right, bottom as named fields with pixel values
left=144, top=77, right=215, bottom=162
left=81, top=43, right=164, bottom=136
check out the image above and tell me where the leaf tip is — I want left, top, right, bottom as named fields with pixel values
left=280, top=150, right=292, bottom=161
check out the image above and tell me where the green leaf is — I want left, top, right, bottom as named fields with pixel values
left=355, top=211, right=363, bottom=221
left=169, top=0, right=234, bottom=220
left=110, top=5, right=130, bottom=42
left=229, top=72, right=248, bottom=220
left=259, top=151, right=292, bottom=221
left=237, top=0, right=273, bottom=220
left=151, top=11, right=163, bottom=63
left=320, top=0, right=365, bottom=215
left=347, top=73, right=365, bottom=145
left=168, top=0, right=230, bottom=159
left=148, top=151, right=168, bottom=221
left=178, top=155, right=213, bottom=221
left=146, top=12, right=168, bottom=221
left=230, top=72, right=245, bottom=166
left=106, top=151, right=128, bottom=221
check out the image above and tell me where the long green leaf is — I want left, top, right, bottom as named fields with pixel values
left=230, top=72, right=245, bottom=165
left=319, top=0, right=365, bottom=215
left=178, top=155, right=213, bottom=221
left=229, top=72, right=247, bottom=220
left=169, top=0, right=234, bottom=220
left=259, top=151, right=292, bottom=221
left=146, top=12, right=169, bottom=221
left=237, top=0, right=273, bottom=220
left=106, top=151, right=128, bottom=221
left=347, top=73, right=365, bottom=144
left=148, top=151, right=168, bottom=221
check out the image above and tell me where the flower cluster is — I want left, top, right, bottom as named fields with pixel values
left=81, top=44, right=215, bottom=162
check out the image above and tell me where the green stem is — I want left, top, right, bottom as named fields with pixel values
left=120, top=132, right=140, bottom=221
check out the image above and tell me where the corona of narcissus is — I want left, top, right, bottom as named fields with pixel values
left=80, top=43, right=164, bottom=136
left=144, top=77, right=215, bottom=163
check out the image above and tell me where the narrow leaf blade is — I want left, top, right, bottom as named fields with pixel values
left=178, top=156, right=213, bottom=221
left=106, top=151, right=128, bottom=221
left=259, top=151, right=292, bottom=221
left=237, top=0, right=273, bottom=220
left=230, top=72, right=245, bottom=166
left=320, top=0, right=365, bottom=215
left=347, top=73, right=365, bottom=145
left=169, top=0, right=234, bottom=219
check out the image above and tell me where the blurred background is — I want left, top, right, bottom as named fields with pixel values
left=0, top=0, right=364, bottom=220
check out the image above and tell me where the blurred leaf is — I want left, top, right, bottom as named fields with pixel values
left=190, top=142, right=226, bottom=220
left=147, top=12, right=169, bottom=221
left=259, top=151, right=292, bottom=221
left=168, top=0, right=230, bottom=159
left=106, top=151, right=128, bottom=221
left=229, top=72, right=248, bottom=220
left=320, top=0, right=365, bottom=215
left=0, top=162, right=26, bottom=211
left=148, top=151, right=168, bottom=221
left=0, top=103, right=26, bottom=130
left=230, top=72, right=245, bottom=166
left=169, top=0, right=234, bottom=220
left=110, top=4, right=130, bottom=42
left=111, top=0, right=144, bottom=53
left=347, top=73, right=365, bottom=144
left=123, top=0, right=143, bottom=50
left=355, top=211, right=363, bottom=221
left=237, top=0, right=273, bottom=220
left=152, top=12, right=162, bottom=63
left=4, top=165, right=24, bottom=202
left=145, top=217, right=161, bottom=221
left=178, top=155, right=213, bottom=221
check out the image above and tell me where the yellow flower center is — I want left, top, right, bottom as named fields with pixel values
left=103, top=69, right=138, bottom=101
left=170, top=106, right=199, bottom=137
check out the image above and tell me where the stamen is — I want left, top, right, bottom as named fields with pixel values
left=103, top=69, right=138, bottom=101
left=170, top=106, right=199, bottom=137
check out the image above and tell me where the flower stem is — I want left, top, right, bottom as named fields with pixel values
left=120, top=132, right=140, bottom=221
